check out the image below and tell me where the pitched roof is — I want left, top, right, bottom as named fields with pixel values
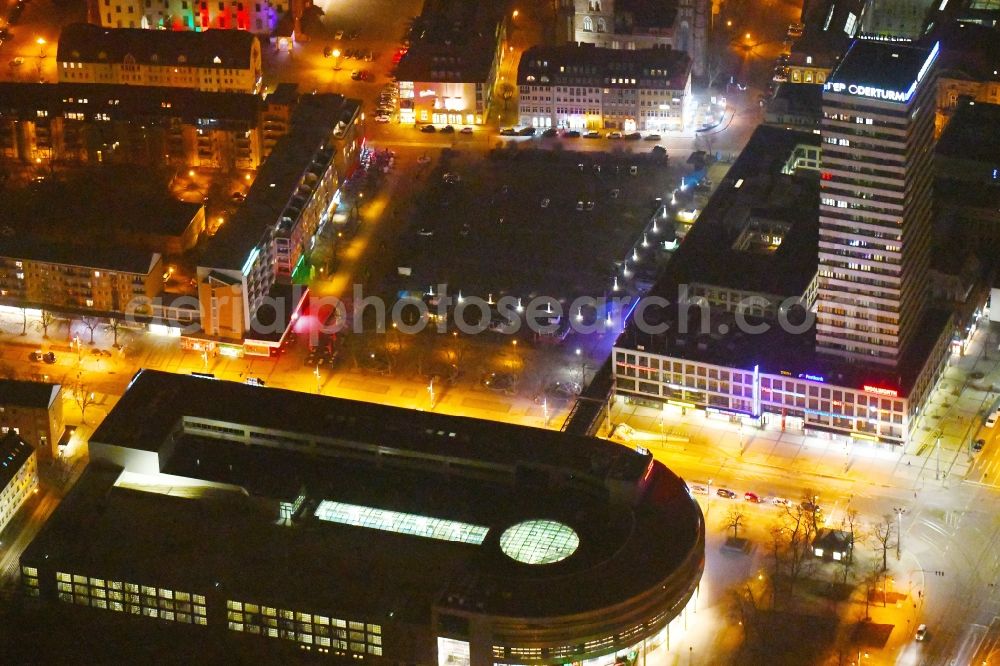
left=57, top=23, right=257, bottom=69
left=517, top=43, right=691, bottom=90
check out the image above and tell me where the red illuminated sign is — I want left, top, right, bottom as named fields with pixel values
left=863, top=385, right=898, bottom=397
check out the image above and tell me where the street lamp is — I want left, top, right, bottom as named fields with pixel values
left=36, top=37, right=46, bottom=58
left=893, top=507, right=905, bottom=560
left=512, top=9, right=519, bottom=19
left=332, top=48, right=342, bottom=71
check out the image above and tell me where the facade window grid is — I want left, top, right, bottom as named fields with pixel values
left=53, top=572, right=206, bottom=624
left=614, top=351, right=908, bottom=441
left=227, top=600, right=379, bottom=654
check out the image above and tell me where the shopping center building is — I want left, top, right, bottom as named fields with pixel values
left=21, top=370, right=705, bottom=664
left=613, top=40, right=956, bottom=447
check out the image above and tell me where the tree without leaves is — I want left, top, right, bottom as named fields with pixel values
left=862, top=555, right=882, bottom=620
left=72, top=381, right=97, bottom=424
left=34, top=310, right=57, bottom=338
left=843, top=508, right=860, bottom=565
left=726, top=505, right=747, bottom=539
left=730, top=583, right=762, bottom=656
left=80, top=316, right=101, bottom=344
left=869, top=516, right=895, bottom=574
left=767, top=504, right=817, bottom=602
left=836, top=508, right=861, bottom=585
left=696, top=131, right=717, bottom=158
left=106, top=317, right=125, bottom=347
left=704, top=49, right=726, bottom=90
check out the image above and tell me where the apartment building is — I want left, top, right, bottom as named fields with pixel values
left=57, top=23, right=262, bottom=94
left=85, top=0, right=306, bottom=34
left=0, top=82, right=267, bottom=170
left=0, top=380, right=64, bottom=459
left=0, top=433, right=37, bottom=535
left=193, top=94, right=362, bottom=354
left=0, top=249, right=163, bottom=316
left=517, top=43, right=692, bottom=131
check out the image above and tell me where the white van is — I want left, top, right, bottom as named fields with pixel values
left=986, top=406, right=1000, bottom=428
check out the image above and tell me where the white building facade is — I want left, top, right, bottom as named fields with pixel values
left=518, top=44, right=693, bottom=131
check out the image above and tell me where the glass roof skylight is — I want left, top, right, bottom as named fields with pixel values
left=314, top=500, right=489, bottom=545
left=499, top=520, right=580, bottom=565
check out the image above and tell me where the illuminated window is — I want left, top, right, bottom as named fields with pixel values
left=499, top=520, right=580, bottom=564
left=314, top=500, right=489, bottom=545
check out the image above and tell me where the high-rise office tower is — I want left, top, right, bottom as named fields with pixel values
left=816, top=39, right=939, bottom=366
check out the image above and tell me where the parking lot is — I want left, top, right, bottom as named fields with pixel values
left=390, top=146, right=681, bottom=304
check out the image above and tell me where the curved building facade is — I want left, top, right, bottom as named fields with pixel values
left=21, top=371, right=704, bottom=665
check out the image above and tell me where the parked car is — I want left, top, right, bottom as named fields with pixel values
left=563, top=130, right=581, bottom=138
left=374, top=114, right=391, bottom=123
left=624, top=132, right=641, bottom=140
left=607, top=131, right=623, bottom=139
left=986, top=405, right=1000, bottom=428
left=499, top=127, right=518, bottom=136
left=541, top=127, right=558, bottom=138
left=440, top=125, right=455, bottom=134
left=915, top=624, right=927, bottom=641
left=540, top=197, right=550, bottom=209
left=973, top=438, right=986, bottom=452
left=420, top=124, right=436, bottom=133
left=28, top=350, right=43, bottom=362
left=583, top=131, right=601, bottom=139
left=716, top=488, right=738, bottom=499
left=644, top=133, right=662, bottom=141
left=460, top=126, right=473, bottom=134
left=334, top=29, right=345, bottom=40
left=518, top=126, right=536, bottom=136
left=801, top=499, right=823, bottom=513
left=744, top=492, right=761, bottom=503
left=42, top=351, right=56, bottom=364
left=689, top=484, right=708, bottom=495
left=771, top=497, right=791, bottom=507
left=482, top=372, right=517, bottom=395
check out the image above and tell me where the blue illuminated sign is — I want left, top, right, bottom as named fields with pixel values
left=825, top=41, right=940, bottom=104
left=799, top=373, right=825, bottom=382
